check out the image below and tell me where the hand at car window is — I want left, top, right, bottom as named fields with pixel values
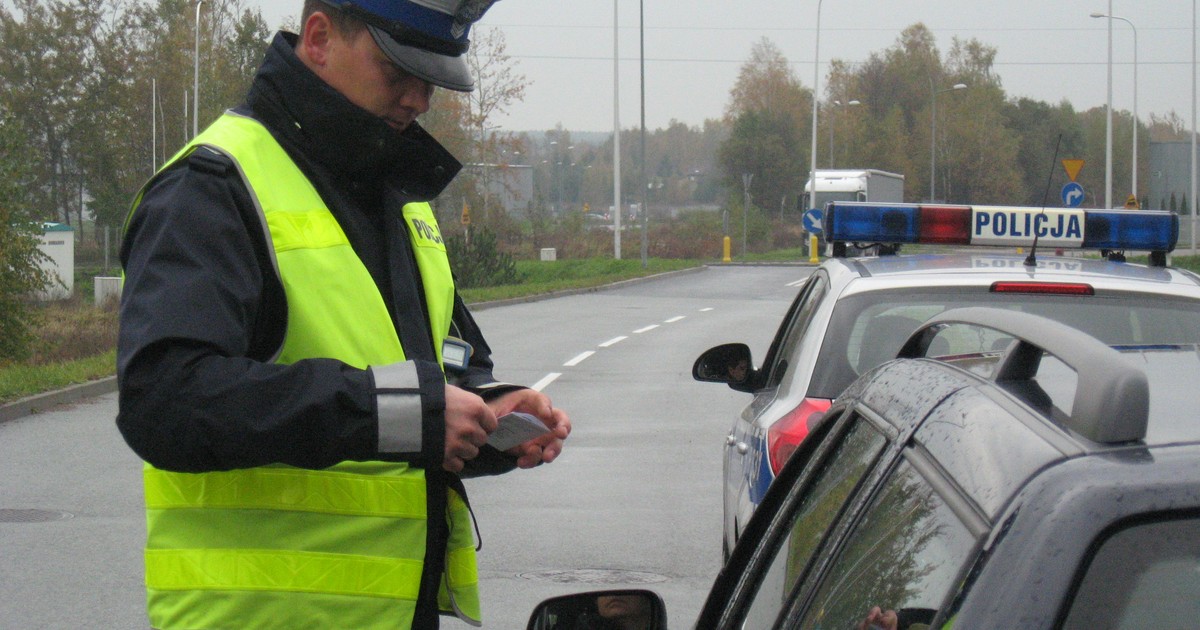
left=858, top=606, right=898, bottom=630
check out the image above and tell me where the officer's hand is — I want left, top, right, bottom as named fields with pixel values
left=443, top=385, right=497, bottom=473
left=488, top=389, right=571, bottom=469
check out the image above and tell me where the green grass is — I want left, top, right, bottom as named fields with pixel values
left=459, top=258, right=701, bottom=303
left=0, top=350, right=116, bottom=404
left=741, top=247, right=811, bottom=262
left=1168, top=254, right=1200, bottom=273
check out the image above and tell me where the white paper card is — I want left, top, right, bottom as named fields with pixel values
left=488, top=412, right=551, bottom=451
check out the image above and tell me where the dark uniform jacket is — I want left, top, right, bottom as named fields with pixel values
left=117, top=32, right=514, bottom=627
left=118, top=30, right=517, bottom=472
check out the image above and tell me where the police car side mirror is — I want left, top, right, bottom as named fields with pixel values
left=693, top=343, right=756, bottom=393
left=527, top=589, right=667, bottom=630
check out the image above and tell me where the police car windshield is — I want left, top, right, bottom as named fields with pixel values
left=808, top=289, right=1200, bottom=400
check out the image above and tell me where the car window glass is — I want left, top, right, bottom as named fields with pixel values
left=766, top=274, right=830, bottom=389
left=1063, top=517, right=1200, bottom=630
left=811, top=290, right=1200, bottom=400
left=756, top=274, right=820, bottom=386
left=794, top=459, right=976, bottom=630
left=740, top=415, right=887, bottom=628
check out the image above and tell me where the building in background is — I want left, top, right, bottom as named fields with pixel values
left=1148, top=141, right=1193, bottom=213
left=463, top=163, right=534, bottom=217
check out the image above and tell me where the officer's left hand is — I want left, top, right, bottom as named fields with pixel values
left=488, top=389, right=571, bottom=469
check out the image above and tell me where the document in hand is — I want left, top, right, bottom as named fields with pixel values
left=487, top=412, right=552, bottom=451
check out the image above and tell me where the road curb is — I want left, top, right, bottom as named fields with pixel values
left=0, top=376, right=118, bottom=425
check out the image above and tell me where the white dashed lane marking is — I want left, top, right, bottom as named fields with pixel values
left=563, top=351, right=595, bottom=367
left=537, top=307, right=716, bottom=391
left=531, top=373, right=561, bottom=392
left=599, top=336, right=628, bottom=347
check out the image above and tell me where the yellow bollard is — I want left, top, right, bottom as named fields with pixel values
left=809, top=234, right=820, bottom=264
left=722, top=236, right=732, bottom=263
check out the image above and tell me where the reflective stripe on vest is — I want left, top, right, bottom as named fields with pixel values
left=129, top=112, right=479, bottom=629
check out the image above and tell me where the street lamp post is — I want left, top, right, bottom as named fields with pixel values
left=1092, top=12, right=1138, bottom=204
left=639, top=0, right=648, bottom=267
left=612, top=0, right=621, bottom=259
left=193, top=0, right=203, bottom=138
left=929, top=81, right=967, bottom=202
left=742, top=173, right=753, bottom=259
left=549, top=141, right=559, bottom=214
left=808, top=0, right=824, bottom=213
left=829, top=99, right=860, bottom=167
left=1102, top=0, right=1113, bottom=209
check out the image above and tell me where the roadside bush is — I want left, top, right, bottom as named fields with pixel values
left=445, top=227, right=521, bottom=288
left=25, top=297, right=119, bottom=365
left=0, top=116, right=53, bottom=361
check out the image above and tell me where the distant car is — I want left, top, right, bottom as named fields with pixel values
left=528, top=308, right=1200, bottom=629
left=693, top=202, right=1200, bottom=558
left=584, top=212, right=614, bottom=230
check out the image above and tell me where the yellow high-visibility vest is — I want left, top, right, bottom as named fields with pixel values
left=128, top=112, right=478, bottom=629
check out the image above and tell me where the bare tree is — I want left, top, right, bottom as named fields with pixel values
left=463, top=26, right=528, bottom=220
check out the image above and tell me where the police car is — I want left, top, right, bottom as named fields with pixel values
left=692, top=202, right=1200, bottom=559
left=528, top=308, right=1200, bottom=629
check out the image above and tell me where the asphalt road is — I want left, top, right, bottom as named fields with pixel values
left=0, top=264, right=812, bottom=629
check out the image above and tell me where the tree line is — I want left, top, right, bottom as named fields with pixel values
left=717, top=24, right=1193, bottom=218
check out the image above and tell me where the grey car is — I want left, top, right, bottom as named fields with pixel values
left=531, top=306, right=1200, bottom=629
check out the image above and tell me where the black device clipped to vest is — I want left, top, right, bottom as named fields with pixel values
left=441, top=336, right=473, bottom=374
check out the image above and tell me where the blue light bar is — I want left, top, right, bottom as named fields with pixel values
left=825, top=203, right=920, bottom=243
left=825, top=202, right=1178, bottom=254
left=1083, top=210, right=1178, bottom=251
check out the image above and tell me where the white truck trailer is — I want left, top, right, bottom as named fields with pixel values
left=802, top=169, right=905, bottom=210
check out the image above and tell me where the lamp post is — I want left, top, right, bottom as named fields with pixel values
left=808, top=0, right=824, bottom=212
left=742, top=173, right=753, bottom=259
left=929, top=81, right=967, bottom=202
left=1092, top=12, right=1138, bottom=204
left=193, top=0, right=203, bottom=138
left=640, top=0, right=648, bottom=267
left=1100, top=0, right=1114, bottom=209
left=549, top=141, right=559, bottom=214
left=612, top=0, right=621, bottom=259
left=829, top=99, right=860, bottom=167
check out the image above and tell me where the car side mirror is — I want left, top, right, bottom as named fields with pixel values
left=527, top=589, right=668, bottom=630
left=692, top=343, right=756, bottom=392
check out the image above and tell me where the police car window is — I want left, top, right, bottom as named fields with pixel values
left=793, top=459, right=976, bottom=630
left=811, top=290, right=1200, bottom=400
left=1063, top=516, right=1200, bottom=630
left=765, top=273, right=830, bottom=389
left=740, top=413, right=887, bottom=628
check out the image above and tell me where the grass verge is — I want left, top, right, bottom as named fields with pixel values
left=459, top=258, right=701, bottom=303
left=0, top=350, right=117, bottom=404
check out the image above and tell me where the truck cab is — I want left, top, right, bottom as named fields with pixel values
left=801, top=169, right=905, bottom=211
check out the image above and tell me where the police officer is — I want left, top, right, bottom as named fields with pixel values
left=116, top=0, right=570, bottom=627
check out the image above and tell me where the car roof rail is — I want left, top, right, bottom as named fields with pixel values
left=897, top=307, right=1149, bottom=444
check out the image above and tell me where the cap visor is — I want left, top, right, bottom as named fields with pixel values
left=368, top=26, right=474, bottom=92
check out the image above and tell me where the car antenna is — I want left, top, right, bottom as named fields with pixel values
left=1025, top=134, right=1063, bottom=268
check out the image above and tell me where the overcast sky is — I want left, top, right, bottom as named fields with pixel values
left=252, top=0, right=1197, bottom=134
